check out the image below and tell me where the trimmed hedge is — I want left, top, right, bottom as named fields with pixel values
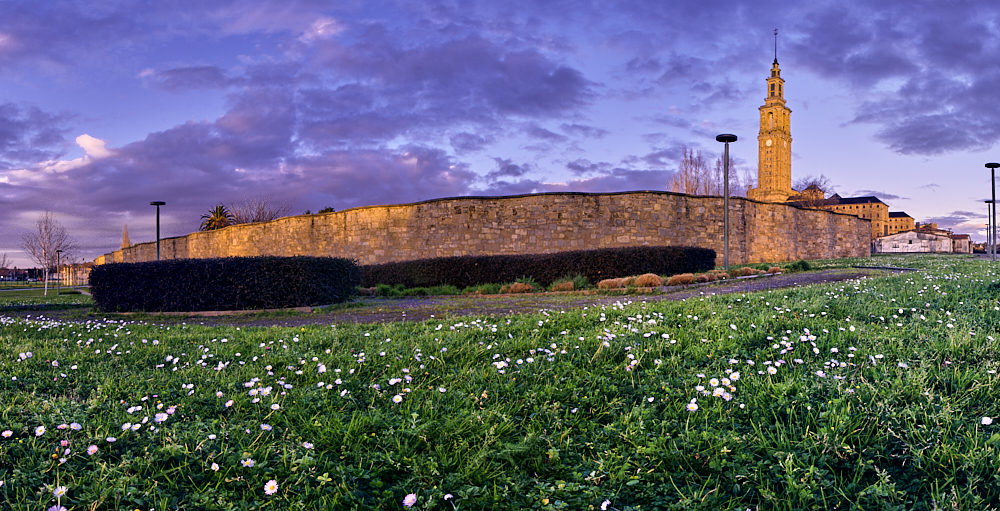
left=360, top=246, right=715, bottom=289
left=90, top=256, right=360, bottom=312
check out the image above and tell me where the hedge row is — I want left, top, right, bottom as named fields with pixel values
left=90, top=256, right=360, bottom=312
left=360, top=246, right=716, bottom=289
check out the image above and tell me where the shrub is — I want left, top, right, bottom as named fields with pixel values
left=500, top=282, right=534, bottom=294
left=551, top=281, right=575, bottom=292
left=90, top=256, right=360, bottom=312
left=666, top=273, right=695, bottom=286
left=741, top=267, right=759, bottom=276
left=708, top=270, right=727, bottom=280
left=550, top=273, right=590, bottom=292
left=634, top=273, right=664, bottom=287
left=463, top=283, right=504, bottom=295
left=767, top=266, right=783, bottom=274
left=787, top=259, right=812, bottom=272
left=695, top=274, right=710, bottom=283
left=598, top=278, right=627, bottom=290
left=360, top=246, right=715, bottom=288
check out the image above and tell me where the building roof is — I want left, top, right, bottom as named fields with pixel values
left=787, top=193, right=888, bottom=208
left=828, top=195, right=886, bottom=205
left=888, top=211, right=912, bottom=218
left=952, top=234, right=971, bottom=240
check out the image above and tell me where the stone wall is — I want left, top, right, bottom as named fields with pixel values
left=95, top=191, right=870, bottom=266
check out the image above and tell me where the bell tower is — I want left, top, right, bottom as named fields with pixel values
left=747, top=30, right=793, bottom=202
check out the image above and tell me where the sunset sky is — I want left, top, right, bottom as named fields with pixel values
left=2, top=0, right=999, bottom=266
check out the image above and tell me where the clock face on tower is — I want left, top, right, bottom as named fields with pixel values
left=765, top=139, right=772, bottom=147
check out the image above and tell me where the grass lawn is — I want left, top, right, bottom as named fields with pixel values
left=1, top=254, right=999, bottom=510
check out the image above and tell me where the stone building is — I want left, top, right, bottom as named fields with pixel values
left=887, top=212, right=915, bottom=235
left=872, top=231, right=952, bottom=253
left=872, top=230, right=972, bottom=254
left=738, top=55, right=928, bottom=242
left=747, top=57, right=794, bottom=203
left=815, top=195, right=890, bottom=238
left=952, top=234, right=972, bottom=254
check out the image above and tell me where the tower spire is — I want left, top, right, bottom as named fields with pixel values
left=773, top=28, right=778, bottom=64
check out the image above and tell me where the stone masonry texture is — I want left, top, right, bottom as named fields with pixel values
left=95, top=191, right=870, bottom=267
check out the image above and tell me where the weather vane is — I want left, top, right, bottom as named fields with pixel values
left=774, top=28, right=778, bottom=61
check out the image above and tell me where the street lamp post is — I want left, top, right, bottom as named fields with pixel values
left=987, top=200, right=994, bottom=258
left=150, top=201, right=166, bottom=261
left=988, top=164, right=999, bottom=262
left=716, top=134, right=738, bottom=271
left=56, top=249, right=62, bottom=295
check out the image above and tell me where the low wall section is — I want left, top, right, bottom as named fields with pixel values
left=95, top=191, right=870, bottom=266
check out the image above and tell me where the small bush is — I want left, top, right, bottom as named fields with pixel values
left=787, top=260, right=812, bottom=272
left=767, top=266, right=783, bottom=274
left=728, top=268, right=742, bottom=278
left=551, top=281, right=575, bottom=292
left=741, top=267, right=759, bottom=276
left=550, top=273, right=591, bottom=292
left=598, top=278, right=626, bottom=290
left=634, top=273, right=664, bottom=287
left=357, top=286, right=378, bottom=296
left=500, top=282, right=534, bottom=294
left=463, top=283, right=504, bottom=295
left=695, top=274, right=710, bottom=283
left=666, top=273, right=695, bottom=286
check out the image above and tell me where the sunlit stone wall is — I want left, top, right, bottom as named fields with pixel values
left=95, top=191, right=870, bottom=266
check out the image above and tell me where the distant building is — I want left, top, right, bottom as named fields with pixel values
left=872, top=230, right=972, bottom=254
left=887, top=212, right=915, bottom=235
left=951, top=234, right=972, bottom=254
left=872, top=231, right=952, bottom=253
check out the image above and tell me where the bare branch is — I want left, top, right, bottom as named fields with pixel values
left=229, top=195, right=291, bottom=225
left=0, top=253, right=10, bottom=270
left=20, top=211, right=77, bottom=295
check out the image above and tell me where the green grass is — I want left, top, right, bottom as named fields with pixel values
left=1, top=254, right=1000, bottom=509
left=0, top=289, right=92, bottom=312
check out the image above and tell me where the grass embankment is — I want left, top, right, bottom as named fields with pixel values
left=1, top=255, right=999, bottom=510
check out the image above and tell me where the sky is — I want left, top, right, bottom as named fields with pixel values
left=2, top=0, right=1000, bottom=267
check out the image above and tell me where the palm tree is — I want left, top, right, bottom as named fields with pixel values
left=200, top=204, right=234, bottom=231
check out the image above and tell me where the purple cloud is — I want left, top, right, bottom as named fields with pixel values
left=0, top=102, right=73, bottom=169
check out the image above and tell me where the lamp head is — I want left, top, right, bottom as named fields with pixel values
left=716, top=134, right=738, bottom=143
left=150, top=201, right=166, bottom=206
left=987, top=163, right=1000, bottom=170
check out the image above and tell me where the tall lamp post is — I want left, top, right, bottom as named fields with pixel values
left=56, top=249, right=62, bottom=295
left=986, top=201, right=993, bottom=258
left=716, top=134, right=737, bottom=271
left=150, top=201, right=166, bottom=261
left=988, top=164, right=999, bottom=262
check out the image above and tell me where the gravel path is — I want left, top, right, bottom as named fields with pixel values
left=186, top=268, right=888, bottom=327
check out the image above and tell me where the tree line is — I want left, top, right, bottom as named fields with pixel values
left=666, top=146, right=835, bottom=200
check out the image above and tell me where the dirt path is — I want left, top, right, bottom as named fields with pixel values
left=6, top=268, right=891, bottom=327
left=181, top=268, right=887, bottom=327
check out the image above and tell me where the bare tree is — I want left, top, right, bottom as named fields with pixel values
left=792, top=174, right=835, bottom=207
left=0, top=253, right=10, bottom=270
left=793, top=174, right=835, bottom=195
left=229, top=195, right=291, bottom=225
left=21, top=211, right=77, bottom=296
left=668, top=147, right=710, bottom=195
left=669, top=147, right=751, bottom=198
